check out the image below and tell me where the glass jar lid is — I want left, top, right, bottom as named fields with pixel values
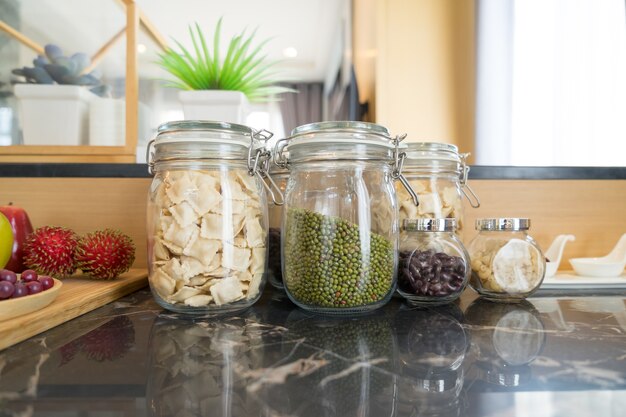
left=155, top=120, right=256, bottom=148
left=289, top=121, right=394, bottom=148
left=403, top=142, right=461, bottom=161
left=476, top=218, right=531, bottom=231
left=403, top=218, right=457, bottom=232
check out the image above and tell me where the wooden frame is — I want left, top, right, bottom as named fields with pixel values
left=0, top=0, right=167, bottom=163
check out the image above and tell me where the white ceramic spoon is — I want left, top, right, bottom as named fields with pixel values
left=544, top=234, right=575, bottom=278
left=570, top=233, right=626, bottom=278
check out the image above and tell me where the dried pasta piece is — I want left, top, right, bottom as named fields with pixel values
left=209, top=200, right=245, bottom=215
left=418, top=193, right=443, bottom=216
left=204, top=267, right=232, bottom=278
left=205, top=252, right=222, bottom=273
left=191, top=171, right=220, bottom=191
left=234, top=170, right=257, bottom=193
left=168, top=286, right=201, bottom=303
left=221, top=243, right=251, bottom=272
left=250, top=247, right=266, bottom=275
left=221, top=176, right=248, bottom=201
left=199, top=279, right=218, bottom=292
left=153, top=268, right=176, bottom=297
left=183, top=237, right=220, bottom=265
left=162, top=258, right=184, bottom=281
left=245, top=217, right=265, bottom=247
left=180, top=256, right=205, bottom=280
left=400, top=199, right=418, bottom=219
left=184, top=294, right=213, bottom=307
left=187, top=185, right=222, bottom=216
left=153, top=239, right=170, bottom=261
left=160, top=215, right=175, bottom=235
left=155, top=182, right=172, bottom=208
left=442, top=186, right=458, bottom=208
left=210, top=276, right=244, bottom=305
left=188, top=276, right=210, bottom=286
left=247, top=273, right=263, bottom=299
left=200, top=213, right=244, bottom=240
left=164, top=222, right=199, bottom=250
left=160, top=238, right=183, bottom=256
left=170, top=201, right=199, bottom=227
left=237, top=270, right=252, bottom=282
left=166, top=172, right=198, bottom=204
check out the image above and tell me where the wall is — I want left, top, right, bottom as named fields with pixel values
left=1, top=177, right=624, bottom=272
left=373, top=0, right=476, bottom=160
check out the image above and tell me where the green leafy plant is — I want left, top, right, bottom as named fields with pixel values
left=157, top=18, right=293, bottom=102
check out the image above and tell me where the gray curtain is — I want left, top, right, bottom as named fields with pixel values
left=279, top=82, right=323, bottom=135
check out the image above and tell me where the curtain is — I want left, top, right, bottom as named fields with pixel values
left=475, top=0, right=626, bottom=166
left=278, top=82, right=323, bottom=136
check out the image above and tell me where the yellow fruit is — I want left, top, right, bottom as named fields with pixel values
left=0, top=212, right=14, bottom=269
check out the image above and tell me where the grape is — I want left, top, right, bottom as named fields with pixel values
left=0, top=281, right=14, bottom=299
left=39, top=276, right=54, bottom=291
left=21, top=270, right=38, bottom=282
left=26, top=281, right=43, bottom=295
left=12, top=283, right=28, bottom=298
left=0, top=269, right=17, bottom=284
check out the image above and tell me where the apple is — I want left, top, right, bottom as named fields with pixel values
left=0, top=212, right=14, bottom=269
left=0, top=203, right=34, bottom=272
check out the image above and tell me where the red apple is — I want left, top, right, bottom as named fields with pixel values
left=0, top=203, right=34, bottom=273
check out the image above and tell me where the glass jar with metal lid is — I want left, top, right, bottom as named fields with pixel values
left=145, top=120, right=282, bottom=314
left=467, top=218, right=546, bottom=301
left=273, top=121, right=418, bottom=314
left=398, top=218, right=470, bottom=305
left=396, top=142, right=480, bottom=239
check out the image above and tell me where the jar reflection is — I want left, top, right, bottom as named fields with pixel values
left=146, top=312, right=280, bottom=417
left=465, top=299, right=546, bottom=387
left=395, top=305, right=468, bottom=417
left=281, top=307, right=398, bottom=417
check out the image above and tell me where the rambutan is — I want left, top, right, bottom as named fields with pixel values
left=75, top=229, right=135, bottom=279
left=23, top=226, right=78, bottom=277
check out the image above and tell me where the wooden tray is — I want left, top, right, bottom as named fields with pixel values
left=0, top=269, right=148, bottom=351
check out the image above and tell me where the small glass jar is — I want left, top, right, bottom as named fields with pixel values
left=146, top=121, right=279, bottom=314
left=267, top=165, right=288, bottom=289
left=274, top=121, right=417, bottom=314
left=396, top=142, right=480, bottom=239
left=397, top=218, right=470, bottom=305
left=467, top=218, right=546, bottom=301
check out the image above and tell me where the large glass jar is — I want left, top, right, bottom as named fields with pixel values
left=146, top=121, right=277, bottom=314
left=467, top=218, right=546, bottom=302
left=397, top=218, right=470, bottom=305
left=267, top=166, right=288, bottom=289
left=274, top=121, right=417, bottom=314
left=396, top=142, right=480, bottom=239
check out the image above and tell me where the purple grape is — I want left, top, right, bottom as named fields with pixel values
left=0, top=281, right=14, bottom=299
left=39, top=276, right=54, bottom=291
left=0, top=269, right=17, bottom=284
left=26, top=281, right=43, bottom=295
left=12, top=283, right=28, bottom=298
left=21, top=270, right=38, bottom=283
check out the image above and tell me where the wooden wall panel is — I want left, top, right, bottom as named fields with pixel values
left=0, top=178, right=624, bottom=271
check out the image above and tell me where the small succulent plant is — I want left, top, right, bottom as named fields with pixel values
left=12, top=44, right=110, bottom=97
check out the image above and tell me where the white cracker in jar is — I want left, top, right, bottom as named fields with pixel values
left=167, top=286, right=202, bottom=303
left=164, top=222, right=199, bottom=250
left=183, top=237, right=220, bottom=266
left=187, top=185, right=222, bottom=216
left=152, top=268, right=176, bottom=297
left=184, top=294, right=213, bottom=307
left=221, top=243, right=251, bottom=272
left=169, top=201, right=199, bottom=227
left=210, top=276, right=245, bottom=305
left=165, top=172, right=198, bottom=205
left=200, top=213, right=245, bottom=239
left=244, top=217, right=265, bottom=247
left=250, top=247, right=266, bottom=275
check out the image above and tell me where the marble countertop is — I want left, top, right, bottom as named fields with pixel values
left=2, top=289, right=626, bottom=417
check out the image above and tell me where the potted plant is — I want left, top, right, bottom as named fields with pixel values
left=12, top=44, right=109, bottom=146
left=157, top=19, right=293, bottom=123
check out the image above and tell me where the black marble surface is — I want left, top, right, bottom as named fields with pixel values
left=2, top=288, right=626, bottom=417
left=1, top=163, right=625, bottom=179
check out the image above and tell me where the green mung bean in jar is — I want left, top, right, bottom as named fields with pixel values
left=274, top=121, right=418, bottom=314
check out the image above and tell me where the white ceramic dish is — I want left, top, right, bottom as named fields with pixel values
left=544, top=234, right=575, bottom=278
left=0, top=278, right=63, bottom=321
left=569, top=233, right=626, bottom=278
left=541, top=273, right=626, bottom=290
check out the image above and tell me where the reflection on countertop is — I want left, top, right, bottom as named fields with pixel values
left=1, top=289, right=626, bottom=417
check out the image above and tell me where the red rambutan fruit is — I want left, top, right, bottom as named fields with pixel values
left=75, top=229, right=135, bottom=279
left=23, top=226, right=78, bottom=278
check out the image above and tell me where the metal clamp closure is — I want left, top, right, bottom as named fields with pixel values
left=459, top=153, right=480, bottom=208
left=249, top=129, right=284, bottom=206
left=391, top=134, right=419, bottom=207
left=273, top=137, right=290, bottom=169
left=146, top=138, right=156, bottom=175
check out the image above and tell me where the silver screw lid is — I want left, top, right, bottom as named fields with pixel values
left=403, top=218, right=457, bottom=232
left=475, top=218, right=531, bottom=231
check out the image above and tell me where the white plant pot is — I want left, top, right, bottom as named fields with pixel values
left=89, top=97, right=125, bottom=146
left=178, top=90, right=249, bottom=124
left=14, top=84, right=94, bottom=146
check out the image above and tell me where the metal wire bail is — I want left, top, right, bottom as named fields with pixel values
left=146, top=138, right=156, bottom=175
left=391, top=134, right=419, bottom=207
left=460, top=153, right=480, bottom=208
left=273, top=137, right=290, bottom=169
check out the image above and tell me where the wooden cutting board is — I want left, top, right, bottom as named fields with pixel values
left=0, top=269, right=148, bottom=351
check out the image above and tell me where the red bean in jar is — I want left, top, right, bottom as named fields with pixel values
left=397, top=218, right=470, bottom=305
